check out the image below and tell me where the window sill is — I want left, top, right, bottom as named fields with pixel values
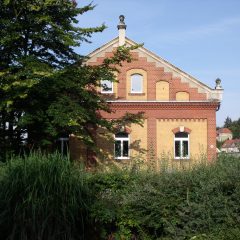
left=128, top=93, right=145, bottom=96
left=174, top=157, right=190, bottom=160
left=115, top=157, right=130, bottom=160
left=101, top=92, right=114, bottom=94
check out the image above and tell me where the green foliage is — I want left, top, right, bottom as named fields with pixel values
left=223, top=116, right=240, bottom=139
left=0, top=152, right=93, bottom=240
left=0, top=0, right=143, bottom=160
left=0, top=0, right=102, bottom=159
left=89, top=155, right=240, bottom=239
left=1, top=153, right=240, bottom=239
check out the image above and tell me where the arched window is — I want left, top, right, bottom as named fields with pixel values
left=101, top=80, right=113, bottom=93
left=114, top=132, right=130, bottom=159
left=131, top=74, right=143, bottom=93
left=174, top=132, right=189, bottom=159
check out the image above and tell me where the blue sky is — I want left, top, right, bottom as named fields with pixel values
left=76, top=0, right=240, bottom=126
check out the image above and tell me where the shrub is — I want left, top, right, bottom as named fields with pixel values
left=89, top=155, right=240, bottom=239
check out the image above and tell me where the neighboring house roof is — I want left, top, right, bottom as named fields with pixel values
left=87, top=36, right=224, bottom=102
left=222, top=139, right=240, bottom=148
left=217, top=128, right=232, bottom=134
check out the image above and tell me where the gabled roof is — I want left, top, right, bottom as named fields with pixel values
left=217, top=128, right=232, bottom=134
left=87, top=36, right=223, bottom=102
left=222, top=139, right=240, bottom=148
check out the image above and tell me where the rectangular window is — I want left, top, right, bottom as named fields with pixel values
left=101, top=80, right=113, bottom=93
left=114, top=133, right=130, bottom=159
left=174, top=132, right=189, bottom=159
left=175, top=140, right=181, bottom=158
left=183, top=141, right=189, bottom=157
left=56, top=137, right=69, bottom=156
left=115, top=140, right=121, bottom=157
left=123, top=140, right=129, bottom=157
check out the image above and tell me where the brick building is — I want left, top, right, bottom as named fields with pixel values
left=70, top=16, right=223, bottom=165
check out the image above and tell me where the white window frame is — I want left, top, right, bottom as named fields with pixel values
left=130, top=74, right=143, bottom=93
left=114, top=133, right=130, bottom=160
left=101, top=80, right=114, bottom=94
left=57, top=137, right=69, bottom=155
left=174, top=132, right=190, bottom=159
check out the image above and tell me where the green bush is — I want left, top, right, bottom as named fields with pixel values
left=89, top=155, right=240, bottom=239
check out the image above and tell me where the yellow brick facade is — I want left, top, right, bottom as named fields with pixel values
left=176, top=91, right=190, bottom=101
left=156, top=81, right=170, bottom=100
left=94, top=120, right=148, bottom=162
left=156, top=119, right=207, bottom=162
left=129, top=120, right=148, bottom=158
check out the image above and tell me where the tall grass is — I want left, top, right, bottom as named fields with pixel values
left=0, top=152, right=92, bottom=240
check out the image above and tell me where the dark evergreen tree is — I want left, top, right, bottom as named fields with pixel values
left=223, top=116, right=232, bottom=128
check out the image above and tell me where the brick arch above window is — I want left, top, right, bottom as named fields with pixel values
left=114, top=126, right=132, bottom=134
left=172, top=126, right=192, bottom=134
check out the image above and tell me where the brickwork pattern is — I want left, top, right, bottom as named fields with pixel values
left=72, top=49, right=218, bottom=162
left=89, top=50, right=207, bottom=101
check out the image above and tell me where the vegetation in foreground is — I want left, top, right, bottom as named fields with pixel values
left=0, top=153, right=240, bottom=239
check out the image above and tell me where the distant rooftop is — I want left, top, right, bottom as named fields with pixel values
left=222, top=139, right=240, bottom=148
left=217, top=128, right=232, bottom=134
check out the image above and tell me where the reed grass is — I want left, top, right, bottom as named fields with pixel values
left=0, top=152, right=91, bottom=240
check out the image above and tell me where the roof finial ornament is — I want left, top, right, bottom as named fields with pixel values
left=215, top=78, right=222, bottom=89
left=117, top=15, right=126, bottom=30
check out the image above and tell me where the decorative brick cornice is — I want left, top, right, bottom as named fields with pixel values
left=107, top=101, right=220, bottom=111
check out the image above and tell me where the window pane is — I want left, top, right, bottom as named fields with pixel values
left=131, top=74, right=143, bottom=93
left=56, top=138, right=69, bottom=156
left=183, top=141, right=189, bottom=157
left=101, top=80, right=113, bottom=92
left=115, top=140, right=121, bottom=157
left=175, top=132, right=188, bottom=138
left=175, top=141, right=181, bottom=157
left=123, top=140, right=129, bottom=157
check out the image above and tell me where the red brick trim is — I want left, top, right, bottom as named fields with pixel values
left=172, top=127, right=192, bottom=134
left=114, top=126, right=132, bottom=134
left=125, top=126, right=132, bottom=134
left=108, top=101, right=220, bottom=111
left=156, top=79, right=169, bottom=83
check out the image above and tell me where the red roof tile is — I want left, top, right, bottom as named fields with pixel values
left=217, top=128, right=232, bottom=134
left=222, top=139, right=240, bottom=148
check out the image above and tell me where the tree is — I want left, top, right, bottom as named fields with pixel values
left=223, top=117, right=240, bottom=139
left=223, top=116, right=232, bottom=128
left=0, top=0, right=143, bottom=161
